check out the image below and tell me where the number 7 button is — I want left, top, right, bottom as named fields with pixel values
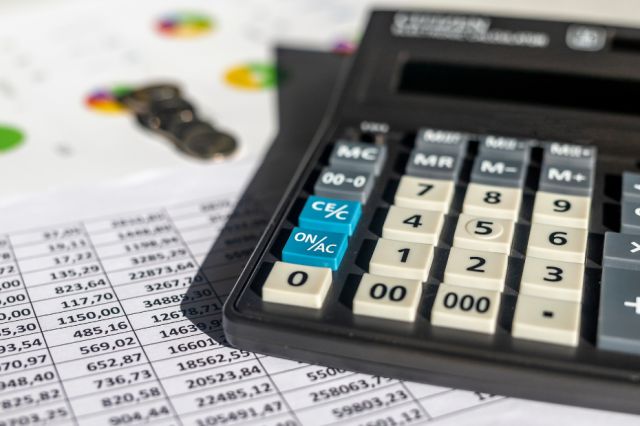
left=395, top=176, right=455, bottom=213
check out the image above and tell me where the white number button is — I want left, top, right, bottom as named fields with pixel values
left=369, top=238, right=434, bottom=281
left=394, top=176, right=454, bottom=213
left=443, top=248, right=508, bottom=292
left=532, top=191, right=590, bottom=229
left=519, top=257, right=584, bottom=302
left=431, top=284, right=501, bottom=334
left=512, top=295, right=581, bottom=347
left=353, top=273, right=422, bottom=322
left=262, top=262, right=332, bottom=309
left=526, top=223, right=588, bottom=263
left=462, top=183, right=522, bottom=220
left=452, top=213, right=515, bottom=254
left=382, top=206, right=444, bottom=245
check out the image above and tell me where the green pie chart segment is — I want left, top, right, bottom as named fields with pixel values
left=0, top=125, right=24, bottom=152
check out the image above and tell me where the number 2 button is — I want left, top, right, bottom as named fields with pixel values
left=262, top=262, right=332, bottom=309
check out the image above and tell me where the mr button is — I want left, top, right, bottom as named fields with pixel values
left=282, top=228, right=348, bottom=270
left=406, top=149, right=462, bottom=181
left=299, top=196, right=362, bottom=236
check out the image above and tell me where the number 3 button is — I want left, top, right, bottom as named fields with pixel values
left=353, top=273, right=422, bottom=322
left=262, top=262, right=332, bottom=309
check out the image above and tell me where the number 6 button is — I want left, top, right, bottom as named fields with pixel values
left=532, top=191, right=590, bottom=229
left=353, top=273, right=422, bottom=322
left=526, top=223, right=588, bottom=263
left=262, top=262, right=332, bottom=309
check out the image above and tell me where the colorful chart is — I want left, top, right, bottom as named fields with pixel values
left=156, top=12, right=213, bottom=38
left=85, top=86, right=132, bottom=114
left=0, top=125, right=24, bottom=153
left=224, top=63, right=277, bottom=90
left=332, top=39, right=357, bottom=55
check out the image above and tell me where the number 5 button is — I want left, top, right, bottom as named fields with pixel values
left=526, top=223, right=588, bottom=263
left=353, top=274, right=422, bottom=322
left=453, top=214, right=515, bottom=254
left=532, top=191, right=590, bottom=229
left=262, top=262, right=332, bottom=309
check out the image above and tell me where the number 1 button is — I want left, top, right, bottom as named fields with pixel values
left=369, top=238, right=434, bottom=281
left=353, top=274, right=422, bottom=322
left=262, top=262, right=332, bottom=309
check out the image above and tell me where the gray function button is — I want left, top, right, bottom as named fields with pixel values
left=415, top=128, right=469, bottom=156
left=543, top=142, right=597, bottom=168
left=314, top=167, right=375, bottom=204
left=329, top=140, right=387, bottom=176
left=406, top=149, right=462, bottom=181
left=598, top=267, right=640, bottom=355
left=603, top=232, right=640, bottom=271
left=470, top=156, right=527, bottom=188
left=538, top=164, right=593, bottom=196
left=622, top=172, right=640, bottom=202
left=621, top=200, right=640, bottom=235
left=478, top=135, right=533, bottom=163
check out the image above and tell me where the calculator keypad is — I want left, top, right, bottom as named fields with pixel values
left=258, top=128, right=610, bottom=349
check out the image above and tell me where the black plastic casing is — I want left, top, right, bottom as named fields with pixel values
left=224, top=10, right=640, bottom=413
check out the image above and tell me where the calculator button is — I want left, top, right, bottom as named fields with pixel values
left=431, top=284, right=501, bottom=334
left=394, top=176, right=454, bottom=213
left=462, top=183, right=522, bottom=221
left=478, top=135, right=532, bottom=163
left=531, top=191, right=590, bottom=229
left=470, top=157, right=527, bottom=188
left=406, top=149, right=462, bottom=181
left=453, top=214, right=515, bottom=254
left=314, top=167, right=375, bottom=204
left=622, top=171, right=640, bottom=202
left=415, top=128, right=469, bottom=156
left=282, top=228, right=348, bottom=270
left=329, top=140, right=387, bottom=176
left=299, top=196, right=362, bottom=236
left=538, top=164, right=593, bottom=196
left=621, top=200, right=640, bottom=235
left=543, top=142, right=596, bottom=167
left=526, top=223, right=587, bottom=264
left=598, top=267, right=640, bottom=355
left=602, top=232, right=640, bottom=271
left=382, top=206, right=444, bottom=245
left=353, top=273, right=422, bottom=322
left=262, top=262, right=332, bottom=309
left=443, top=247, right=508, bottom=292
left=519, top=257, right=584, bottom=302
left=369, top=238, right=434, bottom=281
left=512, top=295, right=581, bottom=347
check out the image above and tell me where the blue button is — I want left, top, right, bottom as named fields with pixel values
left=282, top=227, right=348, bottom=270
left=299, top=196, right=362, bottom=236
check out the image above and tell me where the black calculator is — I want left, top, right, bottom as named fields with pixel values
left=224, top=10, right=640, bottom=413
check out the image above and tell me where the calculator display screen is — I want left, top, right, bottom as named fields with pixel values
left=398, top=60, right=640, bottom=115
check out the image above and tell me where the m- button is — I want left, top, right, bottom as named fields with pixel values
left=470, top=156, right=527, bottom=188
left=603, top=232, right=640, bottom=271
